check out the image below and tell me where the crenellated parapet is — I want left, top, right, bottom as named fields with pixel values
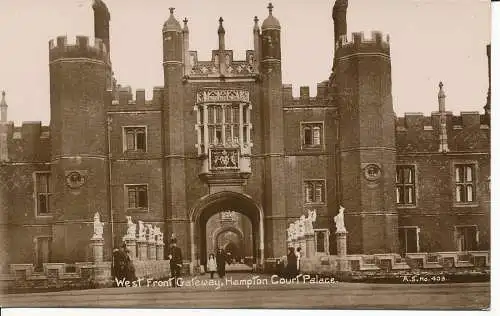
left=109, top=87, right=164, bottom=108
left=1, top=122, right=51, bottom=162
left=187, top=50, right=258, bottom=78
left=282, top=81, right=333, bottom=107
left=396, top=111, right=490, bottom=153
left=336, top=31, right=390, bottom=58
left=49, top=36, right=109, bottom=63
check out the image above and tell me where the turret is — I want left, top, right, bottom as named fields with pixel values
left=92, top=0, right=111, bottom=55
left=438, top=82, right=449, bottom=152
left=163, top=8, right=183, bottom=64
left=332, top=0, right=348, bottom=49
left=260, top=3, right=286, bottom=257
left=0, top=91, right=7, bottom=123
left=253, top=16, right=261, bottom=68
left=182, top=18, right=190, bottom=75
left=333, top=11, right=397, bottom=253
left=49, top=35, right=111, bottom=262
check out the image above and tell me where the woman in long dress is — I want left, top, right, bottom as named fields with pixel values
left=286, top=247, right=297, bottom=278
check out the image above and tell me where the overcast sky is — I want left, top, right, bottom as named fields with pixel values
left=0, top=0, right=491, bottom=125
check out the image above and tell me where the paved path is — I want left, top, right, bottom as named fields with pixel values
left=0, top=273, right=490, bottom=309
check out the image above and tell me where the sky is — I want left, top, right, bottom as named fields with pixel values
left=0, top=0, right=491, bottom=125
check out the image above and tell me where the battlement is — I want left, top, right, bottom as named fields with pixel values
left=396, top=111, right=485, bottom=131
left=336, top=31, right=390, bottom=57
left=49, top=36, right=109, bottom=62
left=282, top=81, right=330, bottom=106
left=1, top=122, right=51, bottom=162
left=109, top=87, right=164, bottom=108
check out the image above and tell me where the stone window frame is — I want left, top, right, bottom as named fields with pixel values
left=33, top=171, right=52, bottom=218
left=124, top=183, right=149, bottom=212
left=303, top=179, right=327, bottom=205
left=300, top=121, right=325, bottom=151
left=314, top=228, right=330, bottom=255
left=451, top=160, right=479, bottom=207
left=395, top=164, right=418, bottom=209
left=398, top=226, right=420, bottom=255
left=122, top=125, right=147, bottom=153
left=454, top=224, right=479, bottom=252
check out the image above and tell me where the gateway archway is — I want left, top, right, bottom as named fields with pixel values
left=189, top=191, right=264, bottom=269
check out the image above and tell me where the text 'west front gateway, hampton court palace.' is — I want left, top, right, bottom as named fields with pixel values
left=0, top=0, right=490, bottom=273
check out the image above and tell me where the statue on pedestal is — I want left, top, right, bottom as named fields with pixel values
left=92, top=212, right=104, bottom=240
left=334, top=205, right=347, bottom=233
left=305, top=209, right=317, bottom=235
left=287, top=223, right=294, bottom=243
left=157, top=231, right=164, bottom=245
left=146, top=224, right=154, bottom=243
left=138, top=221, right=146, bottom=241
left=124, top=216, right=136, bottom=240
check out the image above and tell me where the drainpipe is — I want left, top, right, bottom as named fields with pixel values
left=106, top=115, right=115, bottom=263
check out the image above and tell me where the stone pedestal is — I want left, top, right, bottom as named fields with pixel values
left=137, top=240, right=148, bottom=260
left=156, top=243, right=164, bottom=260
left=91, top=238, right=104, bottom=263
left=148, top=241, right=157, bottom=260
left=305, top=234, right=315, bottom=258
left=123, top=237, right=137, bottom=259
left=336, top=231, right=348, bottom=271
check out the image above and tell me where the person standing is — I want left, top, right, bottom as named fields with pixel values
left=206, top=253, right=217, bottom=279
left=112, top=244, right=127, bottom=283
left=168, top=238, right=183, bottom=288
left=286, top=247, right=298, bottom=278
left=296, top=247, right=302, bottom=274
left=216, top=248, right=227, bottom=278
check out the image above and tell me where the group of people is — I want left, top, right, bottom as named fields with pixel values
left=205, top=248, right=232, bottom=279
left=112, top=243, right=137, bottom=283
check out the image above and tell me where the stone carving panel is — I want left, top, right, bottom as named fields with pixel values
left=210, top=148, right=239, bottom=170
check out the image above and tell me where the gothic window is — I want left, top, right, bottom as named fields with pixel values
left=123, top=127, right=146, bottom=152
left=126, top=184, right=148, bottom=210
left=304, top=180, right=326, bottom=204
left=398, top=227, right=419, bottom=255
left=455, top=164, right=475, bottom=203
left=455, top=225, right=478, bottom=251
left=396, top=165, right=416, bottom=206
left=34, top=172, right=51, bottom=216
left=301, top=122, right=323, bottom=149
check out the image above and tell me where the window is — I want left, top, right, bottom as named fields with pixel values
left=396, top=166, right=416, bottom=206
left=455, top=225, right=478, bottom=251
left=304, top=180, right=325, bottom=204
left=455, top=164, right=475, bottom=203
left=398, top=227, right=419, bottom=255
left=123, top=127, right=146, bottom=152
left=126, top=185, right=148, bottom=209
left=35, top=172, right=51, bottom=215
left=314, top=229, right=329, bottom=254
left=301, top=122, right=323, bottom=148
left=203, top=104, right=246, bottom=147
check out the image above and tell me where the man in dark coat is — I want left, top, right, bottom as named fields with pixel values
left=216, top=248, right=228, bottom=278
left=112, top=244, right=127, bottom=283
left=168, top=238, right=183, bottom=287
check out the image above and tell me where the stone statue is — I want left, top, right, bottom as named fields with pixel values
left=92, top=212, right=104, bottom=239
left=146, top=224, right=154, bottom=242
left=157, top=231, right=164, bottom=245
left=334, top=205, right=347, bottom=233
left=297, top=215, right=306, bottom=238
left=125, top=216, right=136, bottom=239
left=138, top=221, right=146, bottom=241
left=305, top=209, right=317, bottom=235
left=287, top=223, right=294, bottom=242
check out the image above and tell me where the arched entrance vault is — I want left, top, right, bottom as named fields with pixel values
left=188, top=191, right=265, bottom=269
left=212, top=226, right=245, bottom=253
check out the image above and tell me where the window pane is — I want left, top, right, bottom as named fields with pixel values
left=208, top=107, right=214, bottom=124
left=406, top=187, right=414, bottom=204
left=199, top=106, right=204, bottom=124
left=215, top=127, right=222, bottom=144
left=225, top=125, right=232, bottom=143
left=313, top=127, right=321, bottom=145
left=136, top=131, right=146, bottom=150
left=305, top=183, right=313, bottom=203
left=216, top=107, right=222, bottom=123
left=396, top=187, right=401, bottom=204
left=128, top=189, right=136, bottom=208
left=233, top=126, right=239, bottom=143
left=37, top=174, right=48, bottom=192
left=243, top=107, right=247, bottom=124
left=138, top=188, right=148, bottom=208
left=38, top=194, right=48, bottom=214
left=233, top=106, right=239, bottom=123
left=208, top=126, right=214, bottom=143
left=127, top=132, right=135, bottom=150
left=466, top=184, right=474, bottom=202
left=243, top=126, right=248, bottom=143
left=315, top=183, right=324, bottom=203
left=304, top=128, right=312, bottom=145
left=466, top=166, right=473, bottom=182
left=225, top=107, right=231, bottom=123
left=407, top=168, right=414, bottom=184
left=455, top=166, right=464, bottom=183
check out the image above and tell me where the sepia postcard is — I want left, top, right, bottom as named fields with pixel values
left=0, top=0, right=493, bottom=312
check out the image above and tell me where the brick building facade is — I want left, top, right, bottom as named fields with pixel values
left=0, top=0, right=490, bottom=272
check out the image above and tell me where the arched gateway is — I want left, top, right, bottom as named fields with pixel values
left=189, top=191, right=265, bottom=269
